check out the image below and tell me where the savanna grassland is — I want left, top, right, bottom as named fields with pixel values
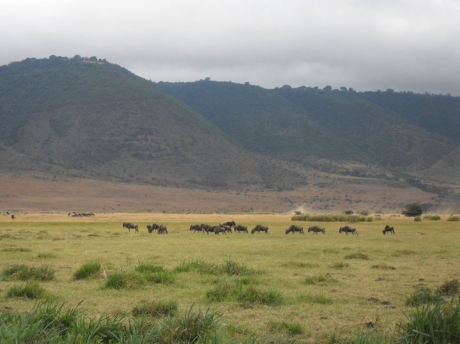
left=1, top=213, right=459, bottom=343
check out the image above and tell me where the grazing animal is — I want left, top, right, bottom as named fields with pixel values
left=214, top=226, right=229, bottom=235
left=147, top=224, right=161, bottom=233
left=11, top=214, right=15, bottom=220
left=157, top=224, right=168, bottom=234
left=382, top=225, right=395, bottom=235
left=221, top=221, right=236, bottom=228
left=234, top=224, right=248, bottom=233
left=308, top=226, right=325, bottom=234
left=190, top=224, right=202, bottom=232
left=339, top=226, right=358, bottom=235
left=123, top=222, right=139, bottom=233
left=286, top=225, right=304, bottom=234
left=251, top=224, right=269, bottom=234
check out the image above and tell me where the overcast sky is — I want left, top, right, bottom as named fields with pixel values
left=2, top=0, right=460, bottom=95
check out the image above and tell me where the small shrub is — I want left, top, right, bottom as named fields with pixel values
left=6, top=282, right=46, bottom=299
left=423, top=215, right=441, bottom=220
left=414, top=216, right=422, bottom=222
left=73, top=262, right=101, bottom=280
left=344, top=253, right=369, bottom=260
left=132, top=300, right=178, bottom=317
left=447, top=216, right=459, bottom=221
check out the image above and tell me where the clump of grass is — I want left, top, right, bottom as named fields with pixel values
left=344, top=253, right=369, bottom=260
left=174, top=258, right=257, bottom=276
left=297, top=293, right=333, bottom=305
left=330, top=262, right=349, bottom=269
left=37, top=252, right=57, bottom=259
left=145, top=270, right=176, bottom=284
left=392, top=249, right=416, bottom=257
left=397, top=300, right=460, bottom=343
left=406, top=287, right=440, bottom=306
left=303, top=275, right=338, bottom=285
left=237, top=287, right=283, bottom=306
left=437, top=279, right=459, bottom=296
left=6, top=282, right=46, bottom=299
left=135, top=263, right=165, bottom=274
left=132, top=300, right=178, bottom=317
left=267, top=320, right=304, bottom=336
left=1, top=247, right=32, bottom=252
left=414, top=216, right=422, bottom=222
left=73, top=262, right=101, bottom=280
left=2, top=264, right=55, bottom=281
left=105, top=271, right=146, bottom=290
left=447, top=216, right=459, bottom=221
left=156, top=306, right=221, bottom=343
left=371, top=263, right=396, bottom=270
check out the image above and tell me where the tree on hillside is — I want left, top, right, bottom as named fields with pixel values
left=402, top=203, right=423, bottom=217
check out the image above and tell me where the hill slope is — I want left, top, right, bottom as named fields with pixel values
left=0, top=56, right=303, bottom=189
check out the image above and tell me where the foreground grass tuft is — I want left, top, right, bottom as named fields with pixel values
left=2, top=264, right=55, bottom=281
left=73, top=261, right=101, bottom=280
left=6, top=282, right=46, bottom=299
left=132, top=299, right=178, bottom=317
left=105, top=271, right=146, bottom=289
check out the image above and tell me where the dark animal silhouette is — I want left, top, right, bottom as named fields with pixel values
left=339, top=226, right=358, bottom=235
left=190, top=224, right=202, bottom=232
left=251, top=224, right=269, bottom=234
left=234, top=224, right=248, bottom=233
left=123, top=222, right=139, bottom=233
left=286, top=225, right=304, bottom=234
left=147, top=223, right=161, bottom=233
left=157, top=224, right=168, bottom=234
left=308, top=226, right=325, bottom=234
left=382, top=225, right=395, bottom=235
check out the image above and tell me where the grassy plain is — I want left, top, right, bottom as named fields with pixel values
left=0, top=213, right=459, bottom=343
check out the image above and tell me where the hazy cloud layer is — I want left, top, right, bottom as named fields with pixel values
left=2, top=0, right=460, bottom=94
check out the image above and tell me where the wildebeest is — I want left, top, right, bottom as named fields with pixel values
left=382, top=225, right=395, bottom=235
left=234, top=224, right=248, bottom=233
left=123, top=222, right=139, bottom=233
left=157, top=224, right=168, bottom=234
left=286, top=225, right=304, bottom=234
left=339, top=226, right=358, bottom=235
left=190, top=224, right=202, bottom=232
left=308, top=226, right=325, bottom=234
left=11, top=214, right=15, bottom=220
left=214, top=226, right=231, bottom=235
left=221, top=221, right=236, bottom=228
left=251, top=224, right=269, bottom=234
left=201, top=224, right=215, bottom=234
left=147, top=223, right=161, bottom=233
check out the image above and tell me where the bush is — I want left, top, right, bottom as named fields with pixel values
left=414, top=216, right=422, bottom=222
left=402, top=203, right=423, bottom=217
left=447, top=215, right=459, bottom=221
left=423, top=215, right=441, bottom=220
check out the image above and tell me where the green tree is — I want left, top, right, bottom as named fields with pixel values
left=402, top=203, right=423, bottom=217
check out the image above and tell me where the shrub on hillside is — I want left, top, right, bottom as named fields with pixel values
left=402, top=203, right=423, bottom=217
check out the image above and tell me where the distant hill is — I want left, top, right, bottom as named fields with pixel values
left=0, top=56, right=304, bottom=190
left=1, top=56, right=459, bottom=205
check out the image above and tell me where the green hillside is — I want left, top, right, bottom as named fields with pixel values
left=158, top=82, right=458, bottom=172
left=0, top=56, right=303, bottom=189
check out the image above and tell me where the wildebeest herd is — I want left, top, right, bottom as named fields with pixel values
left=121, top=221, right=395, bottom=236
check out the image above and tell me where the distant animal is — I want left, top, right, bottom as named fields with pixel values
left=123, top=222, right=139, bottom=233
left=214, top=226, right=229, bottom=235
left=201, top=224, right=215, bottom=234
left=11, top=214, right=15, bottom=220
left=382, top=225, right=395, bottom=235
left=190, top=224, right=202, bottom=232
left=286, top=225, right=304, bottom=234
left=308, top=226, right=325, bottom=234
left=221, top=221, right=236, bottom=228
left=234, top=224, right=248, bottom=233
left=157, top=224, right=168, bottom=234
left=339, top=226, right=358, bottom=235
left=147, top=223, right=161, bottom=233
left=251, top=224, right=269, bottom=234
